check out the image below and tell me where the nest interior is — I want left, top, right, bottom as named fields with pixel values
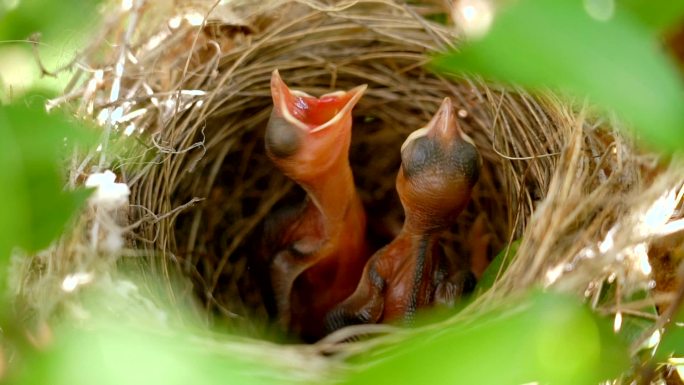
left=134, top=0, right=543, bottom=330
left=19, top=0, right=684, bottom=350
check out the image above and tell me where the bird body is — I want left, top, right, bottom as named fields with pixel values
left=265, top=70, right=370, bottom=340
left=326, top=97, right=480, bottom=331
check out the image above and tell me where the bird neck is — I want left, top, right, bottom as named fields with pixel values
left=402, top=210, right=447, bottom=236
left=304, top=157, right=359, bottom=228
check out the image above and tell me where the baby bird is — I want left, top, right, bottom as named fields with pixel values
left=264, top=70, right=370, bottom=340
left=325, top=97, right=480, bottom=331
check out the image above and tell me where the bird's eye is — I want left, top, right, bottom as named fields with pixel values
left=401, top=136, right=436, bottom=177
left=266, top=112, right=302, bottom=158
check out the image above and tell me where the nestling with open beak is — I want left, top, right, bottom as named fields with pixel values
left=264, top=70, right=370, bottom=340
left=325, top=97, right=481, bottom=332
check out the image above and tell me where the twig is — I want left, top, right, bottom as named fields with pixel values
left=125, top=197, right=205, bottom=231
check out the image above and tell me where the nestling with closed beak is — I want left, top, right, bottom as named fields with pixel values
left=325, top=97, right=481, bottom=332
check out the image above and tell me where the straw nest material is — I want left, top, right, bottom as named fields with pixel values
left=10, top=0, right=684, bottom=379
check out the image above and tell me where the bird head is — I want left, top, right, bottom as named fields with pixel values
left=396, top=97, right=481, bottom=232
left=266, top=70, right=366, bottom=184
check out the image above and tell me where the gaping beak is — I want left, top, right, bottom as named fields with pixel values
left=271, top=69, right=367, bottom=133
left=401, top=97, right=473, bottom=152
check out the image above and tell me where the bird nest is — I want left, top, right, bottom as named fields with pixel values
left=10, top=0, right=684, bottom=379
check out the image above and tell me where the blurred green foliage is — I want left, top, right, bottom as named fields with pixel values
left=619, top=0, right=684, bottom=33
left=3, top=290, right=632, bottom=385
left=12, top=325, right=292, bottom=385
left=0, top=0, right=100, bottom=42
left=432, top=0, right=684, bottom=152
left=656, top=307, right=684, bottom=360
left=0, top=103, right=93, bottom=273
left=0, top=0, right=102, bottom=99
left=345, top=291, right=630, bottom=385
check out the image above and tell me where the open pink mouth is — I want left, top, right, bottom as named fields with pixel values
left=271, top=70, right=366, bottom=132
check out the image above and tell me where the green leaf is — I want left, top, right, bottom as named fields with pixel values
left=618, top=0, right=684, bottom=33
left=475, top=239, right=520, bottom=294
left=616, top=290, right=658, bottom=350
left=0, top=1, right=104, bottom=98
left=431, top=0, right=684, bottom=152
left=0, top=103, right=94, bottom=262
left=0, top=0, right=101, bottom=42
left=590, top=283, right=657, bottom=352
left=344, top=291, right=630, bottom=385
left=656, top=307, right=684, bottom=360
left=657, top=325, right=684, bottom=360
